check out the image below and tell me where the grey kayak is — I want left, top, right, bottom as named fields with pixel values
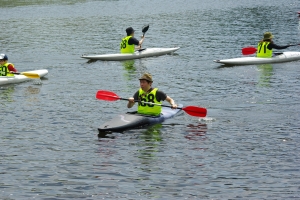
left=98, top=104, right=183, bottom=133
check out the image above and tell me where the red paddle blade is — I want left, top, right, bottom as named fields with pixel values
left=96, top=90, right=120, bottom=101
left=242, top=46, right=257, bottom=55
left=182, top=106, right=207, bottom=117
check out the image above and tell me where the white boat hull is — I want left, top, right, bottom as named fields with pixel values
left=81, top=47, right=180, bottom=61
left=0, top=69, right=48, bottom=86
left=214, top=52, right=300, bottom=65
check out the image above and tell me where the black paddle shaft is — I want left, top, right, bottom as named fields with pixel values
left=121, top=97, right=176, bottom=109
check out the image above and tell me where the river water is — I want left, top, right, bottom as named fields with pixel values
left=0, top=0, right=299, bottom=199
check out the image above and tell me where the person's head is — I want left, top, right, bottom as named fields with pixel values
left=126, top=27, right=135, bottom=36
left=139, top=73, right=153, bottom=91
left=0, top=53, right=8, bottom=64
left=263, top=32, right=274, bottom=41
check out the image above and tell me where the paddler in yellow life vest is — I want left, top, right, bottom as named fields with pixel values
left=120, top=27, right=145, bottom=53
left=127, top=73, right=178, bottom=116
left=0, top=54, right=18, bottom=77
left=257, top=32, right=292, bottom=58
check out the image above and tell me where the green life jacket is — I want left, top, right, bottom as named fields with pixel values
left=120, top=36, right=135, bottom=53
left=137, top=88, right=162, bottom=116
left=0, top=63, right=15, bottom=77
left=257, top=41, right=273, bottom=58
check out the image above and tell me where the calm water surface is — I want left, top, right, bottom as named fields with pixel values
left=0, top=0, right=300, bottom=199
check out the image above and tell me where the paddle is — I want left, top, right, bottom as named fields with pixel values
left=12, top=72, right=40, bottom=79
left=142, top=24, right=149, bottom=37
left=242, top=46, right=257, bottom=55
left=242, top=44, right=300, bottom=55
left=140, top=25, right=149, bottom=49
left=96, top=90, right=207, bottom=117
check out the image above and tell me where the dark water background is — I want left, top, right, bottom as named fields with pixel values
left=0, top=0, right=299, bottom=199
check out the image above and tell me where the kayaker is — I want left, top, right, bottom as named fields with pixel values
left=120, top=27, right=144, bottom=53
left=0, top=54, right=18, bottom=77
left=127, top=73, right=178, bottom=116
left=257, top=32, right=292, bottom=58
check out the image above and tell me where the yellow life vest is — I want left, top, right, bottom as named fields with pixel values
left=257, top=41, right=273, bottom=58
left=0, top=63, right=15, bottom=77
left=137, top=88, right=162, bottom=116
left=120, top=36, right=135, bottom=53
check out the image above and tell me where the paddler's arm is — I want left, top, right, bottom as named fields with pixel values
left=165, top=96, right=178, bottom=109
left=138, top=36, right=145, bottom=45
left=137, top=36, right=145, bottom=49
left=8, top=64, right=17, bottom=73
left=127, top=97, right=135, bottom=108
left=268, top=43, right=291, bottom=50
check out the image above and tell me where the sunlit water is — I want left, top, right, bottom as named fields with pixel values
left=0, top=0, right=299, bottom=199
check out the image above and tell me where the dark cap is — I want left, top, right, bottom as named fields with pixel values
left=126, top=27, right=135, bottom=35
left=139, top=73, right=153, bottom=82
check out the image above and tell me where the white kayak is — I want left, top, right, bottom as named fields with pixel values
left=0, top=69, right=48, bottom=86
left=81, top=47, right=180, bottom=61
left=214, top=52, right=300, bottom=65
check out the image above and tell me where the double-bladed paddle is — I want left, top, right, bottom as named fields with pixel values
left=96, top=90, right=207, bottom=117
left=242, top=44, right=300, bottom=55
left=140, top=25, right=149, bottom=50
left=242, top=46, right=257, bottom=55
left=12, top=72, right=40, bottom=79
left=142, top=24, right=149, bottom=37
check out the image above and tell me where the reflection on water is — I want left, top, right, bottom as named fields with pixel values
left=122, top=59, right=149, bottom=82
left=86, top=59, right=97, bottom=64
left=122, top=60, right=136, bottom=72
left=185, top=123, right=208, bottom=141
left=257, top=64, right=273, bottom=87
left=0, top=0, right=87, bottom=8
left=0, top=85, right=15, bottom=103
left=298, top=14, right=300, bottom=31
left=24, top=86, right=41, bottom=103
left=137, top=124, right=162, bottom=162
left=122, top=60, right=136, bottom=81
left=24, top=86, right=41, bottom=95
left=0, top=84, right=42, bottom=105
left=138, top=124, right=162, bottom=171
left=139, top=124, right=162, bottom=142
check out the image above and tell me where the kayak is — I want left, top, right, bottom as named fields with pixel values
left=214, top=52, right=300, bottom=65
left=81, top=47, right=180, bottom=61
left=98, top=104, right=183, bottom=133
left=0, top=69, right=48, bottom=86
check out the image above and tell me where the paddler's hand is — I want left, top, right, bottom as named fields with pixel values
left=171, top=103, right=178, bottom=109
left=128, top=97, right=135, bottom=103
left=127, top=97, right=135, bottom=108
